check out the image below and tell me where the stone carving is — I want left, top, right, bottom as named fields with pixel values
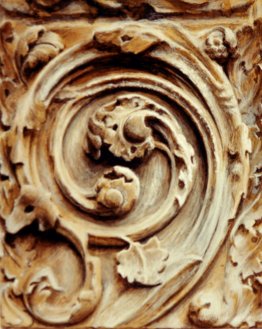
left=6, top=185, right=59, bottom=234
left=16, top=26, right=64, bottom=82
left=94, top=166, right=140, bottom=216
left=0, top=0, right=256, bottom=16
left=187, top=20, right=262, bottom=329
left=204, top=27, right=237, bottom=63
left=117, top=236, right=169, bottom=286
left=228, top=20, right=262, bottom=122
left=188, top=131, right=262, bottom=328
left=0, top=1, right=261, bottom=328
left=1, top=226, right=102, bottom=326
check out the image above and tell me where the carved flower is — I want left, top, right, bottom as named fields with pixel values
left=87, top=96, right=155, bottom=161
left=116, top=237, right=169, bottom=286
left=96, top=166, right=140, bottom=216
left=205, top=28, right=237, bottom=62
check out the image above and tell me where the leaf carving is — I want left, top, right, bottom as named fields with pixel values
left=1, top=235, right=38, bottom=327
left=1, top=229, right=102, bottom=326
left=94, top=28, right=158, bottom=54
left=5, top=185, right=60, bottom=234
left=0, top=22, right=23, bottom=126
left=116, top=237, right=169, bottom=286
left=0, top=131, right=20, bottom=218
left=227, top=19, right=262, bottom=119
left=1, top=286, right=33, bottom=327
left=188, top=183, right=262, bottom=328
left=16, top=26, right=64, bottom=81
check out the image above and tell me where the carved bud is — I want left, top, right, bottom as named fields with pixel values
left=205, top=27, right=237, bottom=63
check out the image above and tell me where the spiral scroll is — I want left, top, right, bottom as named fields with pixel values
left=0, top=20, right=251, bottom=327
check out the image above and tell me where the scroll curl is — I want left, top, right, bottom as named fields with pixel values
left=0, top=20, right=252, bottom=327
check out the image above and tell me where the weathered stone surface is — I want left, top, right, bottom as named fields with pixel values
left=0, top=1, right=261, bottom=328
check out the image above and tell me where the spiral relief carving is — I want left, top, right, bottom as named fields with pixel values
left=0, top=7, right=260, bottom=328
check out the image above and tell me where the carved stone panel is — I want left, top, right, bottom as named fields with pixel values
left=0, top=1, right=261, bottom=328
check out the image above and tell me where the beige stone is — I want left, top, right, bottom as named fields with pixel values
left=0, top=1, right=261, bottom=328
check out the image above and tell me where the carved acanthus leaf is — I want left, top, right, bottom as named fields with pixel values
left=188, top=157, right=262, bottom=328
left=1, top=286, right=33, bottom=327
left=116, top=237, right=169, bottom=286
left=1, top=234, right=37, bottom=327
left=0, top=131, right=20, bottom=218
left=1, top=228, right=102, bottom=327
left=16, top=26, right=64, bottom=81
left=249, top=127, right=262, bottom=191
left=0, top=22, right=22, bottom=126
left=5, top=185, right=60, bottom=234
left=188, top=199, right=262, bottom=327
left=228, top=19, right=262, bottom=121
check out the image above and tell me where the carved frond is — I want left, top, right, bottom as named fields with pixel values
left=16, top=26, right=64, bottom=81
left=116, top=237, right=169, bottom=286
left=228, top=19, right=262, bottom=119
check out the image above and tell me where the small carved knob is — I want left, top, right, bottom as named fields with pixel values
left=124, top=114, right=151, bottom=143
left=96, top=166, right=140, bottom=216
left=100, top=188, right=124, bottom=209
